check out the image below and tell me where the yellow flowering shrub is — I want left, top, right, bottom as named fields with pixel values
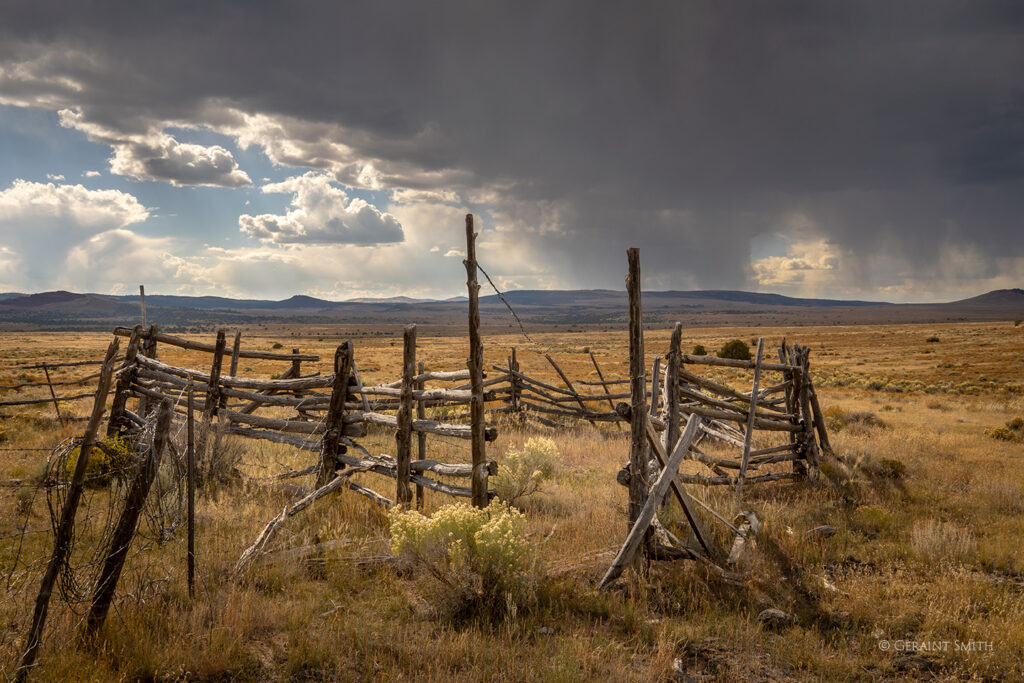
left=389, top=502, right=534, bottom=619
left=493, top=436, right=559, bottom=504
left=63, top=434, right=134, bottom=487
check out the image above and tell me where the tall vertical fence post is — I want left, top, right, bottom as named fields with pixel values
left=465, top=214, right=488, bottom=508
left=626, top=247, right=649, bottom=570
left=396, top=325, right=416, bottom=507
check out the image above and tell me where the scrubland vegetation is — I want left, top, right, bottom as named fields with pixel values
left=0, top=320, right=1022, bottom=680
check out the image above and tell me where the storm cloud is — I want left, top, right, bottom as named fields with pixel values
left=0, top=1, right=1021, bottom=299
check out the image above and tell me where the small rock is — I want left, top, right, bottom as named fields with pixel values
left=806, top=525, right=837, bottom=538
left=757, top=608, right=798, bottom=630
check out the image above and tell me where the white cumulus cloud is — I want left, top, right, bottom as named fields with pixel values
left=239, top=172, right=403, bottom=245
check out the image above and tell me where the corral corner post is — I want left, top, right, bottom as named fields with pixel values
left=464, top=214, right=489, bottom=508
left=626, top=247, right=649, bottom=568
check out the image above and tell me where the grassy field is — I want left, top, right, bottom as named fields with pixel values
left=0, top=320, right=1022, bottom=680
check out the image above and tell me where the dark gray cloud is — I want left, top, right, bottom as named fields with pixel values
left=0, top=1, right=1021, bottom=299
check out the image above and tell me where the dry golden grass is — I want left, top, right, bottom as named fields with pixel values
left=0, top=320, right=1022, bottom=680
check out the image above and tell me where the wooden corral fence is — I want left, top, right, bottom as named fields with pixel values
left=7, top=218, right=837, bottom=676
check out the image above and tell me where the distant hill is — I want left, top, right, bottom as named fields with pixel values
left=949, top=288, right=1024, bottom=307
left=1, top=287, right=1020, bottom=333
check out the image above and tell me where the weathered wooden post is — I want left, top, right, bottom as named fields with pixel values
left=666, top=323, right=683, bottom=453
left=464, top=214, right=488, bottom=508
left=229, top=331, right=242, bottom=378
left=195, top=330, right=226, bottom=474
left=86, top=398, right=173, bottom=635
left=17, top=337, right=120, bottom=681
left=136, top=323, right=159, bottom=418
left=107, top=325, right=142, bottom=438
left=317, top=342, right=352, bottom=486
left=415, top=360, right=426, bottom=509
left=396, top=325, right=416, bottom=507
left=139, top=284, right=147, bottom=328
left=291, top=348, right=302, bottom=399
left=626, top=247, right=649, bottom=569
left=736, top=337, right=765, bottom=495
left=798, top=346, right=820, bottom=481
left=782, top=343, right=806, bottom=478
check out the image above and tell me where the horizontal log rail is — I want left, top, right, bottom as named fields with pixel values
left=114, top=326, right=319, bottom=362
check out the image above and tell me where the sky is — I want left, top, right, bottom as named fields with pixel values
left=0, top=2, right=1021, bottom=303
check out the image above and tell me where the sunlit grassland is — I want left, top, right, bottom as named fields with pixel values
left=0, top=320, right=1022, bottom=680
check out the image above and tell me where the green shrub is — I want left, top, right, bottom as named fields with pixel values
left=1006, top=417, right=1024, bottom=432
left=271, top=342, right=284, bottom=349
left=692, top=344, right=707, bottom=356
left=717, top=339, right=751, bottom=361
left=389, top=502, right=535, bottom=620
left=494, top=437, right=558, bottom=505
left=926, top=335, right=940, bottom=343
left=1014, top=319, right=1022, bottom=327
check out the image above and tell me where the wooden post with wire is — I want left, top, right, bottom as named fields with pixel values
left=464, top=214, right=488, bottom=508
left=87, top=398, right=173, bottom=635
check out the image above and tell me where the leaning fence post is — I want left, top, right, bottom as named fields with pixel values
left=396, top=325, right=416, bottom=507
left=589, top=351, right=622, bottom=431
left=626, top=247, right=649, bottom=570
left=736, top=337, right=765, bottom=495
left=17, top=337, right=120, bottom=681
left=86, top=398, right=173, bottom=635
left=464, top=214, right=488, bottom=508
left=41, top=365, right=63, bottom=426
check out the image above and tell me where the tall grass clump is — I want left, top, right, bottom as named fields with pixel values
left=493, top=437, right=558, bottom=505
left=389, top=502, right=536, bottom=620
